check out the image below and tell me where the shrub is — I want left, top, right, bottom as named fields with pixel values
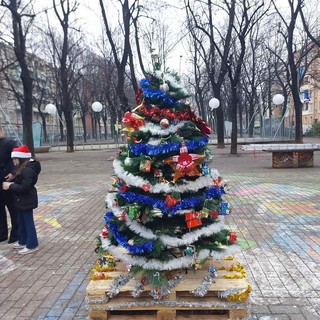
left=306, top=122, right=320, bottom=136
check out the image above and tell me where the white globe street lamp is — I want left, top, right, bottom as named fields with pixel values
left=272, top=94, right=286, bottom=140
left=209, top=98, right=220, bottom=110
left=91, top=101, right=103, bottom=112
left=45, top=103, right=57, bottom=115
left=45, top=104, right=57, bottom=147
left=272, top=94, right=284, bottom=105
left=91, top=101, right=103, bottom=147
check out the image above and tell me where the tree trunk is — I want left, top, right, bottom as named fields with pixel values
left=230, top=89, right=238, bottom=155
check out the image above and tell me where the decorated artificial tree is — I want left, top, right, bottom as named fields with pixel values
left=94, top=67, right=241, bottom=300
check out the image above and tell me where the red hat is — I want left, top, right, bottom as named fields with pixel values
left=11, top=145, right=31, bottom=158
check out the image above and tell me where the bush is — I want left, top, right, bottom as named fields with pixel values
left=306, top=122, right=320, bottom=136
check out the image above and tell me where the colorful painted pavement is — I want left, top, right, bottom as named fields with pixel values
left=0, top=146, right=320, bottom=319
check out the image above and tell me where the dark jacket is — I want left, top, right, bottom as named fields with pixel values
left=9, top=159, right=41, bottom=210
left=0, top=137, right=18, bottom=181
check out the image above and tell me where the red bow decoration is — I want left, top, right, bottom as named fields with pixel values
left=121, top=111, right=145, bottom=133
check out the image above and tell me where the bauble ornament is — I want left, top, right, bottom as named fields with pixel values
left=160, top=118, right=170, bottom=129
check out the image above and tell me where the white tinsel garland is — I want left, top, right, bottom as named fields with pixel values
left=101, top=238, right=194, bottom=270
left=125, top=218, right=225, bottom=245
left=154, top=70, right=189, bottom=96
left=105, top=193, right=123, bottom=218
left=125, top=219, right=157, bottom=240
left=113, top=159, right=219, bottom=194
left=139, top=121, right=188, bottom=136
left=159, top=222, right=225, bottom=247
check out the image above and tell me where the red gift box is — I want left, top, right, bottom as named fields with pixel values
left=185, top=212, right=202, bottom=228
left=209, top=210, right=219, bottom=219
left=186, top=219, right=202, bottom=228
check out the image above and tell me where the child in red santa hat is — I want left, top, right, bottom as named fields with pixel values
left=2, top=145, right=41, bottom=254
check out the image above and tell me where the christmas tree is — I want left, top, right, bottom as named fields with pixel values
left=96, top=67, right=240, bottom=300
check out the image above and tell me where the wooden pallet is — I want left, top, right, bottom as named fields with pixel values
left=87, top=259, right=250, bottom=320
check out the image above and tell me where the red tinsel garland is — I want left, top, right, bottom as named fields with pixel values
left=138, top=104, right=212, bottom=135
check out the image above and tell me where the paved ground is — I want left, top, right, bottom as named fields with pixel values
left=0, top=138, right=320, bottom=320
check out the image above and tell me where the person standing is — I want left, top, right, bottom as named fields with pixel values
left=2, top=145, right=41, bottom=254
left=0, top=126, right=19, bottom=243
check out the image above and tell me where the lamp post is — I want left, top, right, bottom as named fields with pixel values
left=45, top=103, right=57, bottom=147
left=272, top=94, right=285, bottom=140
left=92, top=101, right=103, bottom=148
left=208, top=98, right=220, bottom=139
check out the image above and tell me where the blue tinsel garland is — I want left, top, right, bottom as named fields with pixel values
left=129, top=136, right=209, bottom=156
left=118, top=186, right=224, bottom=216
left=140, top=78, right=177, bottom=107
left=104, top=211, right=154, bottom=254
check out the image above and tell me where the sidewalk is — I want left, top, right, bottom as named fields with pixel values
left=0, top=142, right=320, bottom=319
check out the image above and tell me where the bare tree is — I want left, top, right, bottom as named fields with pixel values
left=226, top=0, right=267, bottom=154
left=185, top=0, right=236, bottom=148
left=45, top=0, right=84, bottom=152
left=99, top=0, right=139, bottom=114
left=271, top=0, right=319, bottom=142
left=0, top=0, right=36, bottom=153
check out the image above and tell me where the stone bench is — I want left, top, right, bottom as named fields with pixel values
left=241, top=144, right=320, bottom=168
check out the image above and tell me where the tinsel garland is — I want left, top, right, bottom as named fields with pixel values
left=118, top=186, right=224, bottom=215
left=101, top=238, right=194, bottom=270
left=125, top=216, right=225, bottom=246
left=139, top=121, right=188, bottom=136
left=87, top=298, right=249, bottom=310
left=157, top=275, right=183, bottom=299
left=221, top=262, right=247, bottom=279
left=129, top=136, right=209, bottom=156
left=105, top=193, right=190, bottom=219
left=191, top=269, right=217, bottom=297
left=105, top=212, right=154, bottom=254
left=106, top=274, right=132, bottom=301
left=140, top=78, right=178, bottom=107
left=100, top=236, right=241, bottom=271
left=105, top=193, right=123, bottom=218
left=132, top=280, right=144, bottom=298
left=218, top=283, right=252, bottom=302
left=113, top=159, right=219, bottom=194
left=154, top=70, right=187, bottom=91
left=138, top=104, right=198, bottom=123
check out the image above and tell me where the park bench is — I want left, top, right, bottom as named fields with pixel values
left=241, top=143, right=320, bottom=168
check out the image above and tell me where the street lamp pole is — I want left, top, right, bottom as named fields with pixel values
left=208, top=98, right=220, bottom=141
left=92, top=101, right=103, bottom=149
left=45, top=103, right=57, bottom=149
left=272, top=94, right=285, bottom=140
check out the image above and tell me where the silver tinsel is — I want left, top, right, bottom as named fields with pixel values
left=190, top=269, right=217, bottom=297
left=131, top=280, right=144, bottom=298
left=218, top=287, right=243, bottom=299
left=158, top=275, right=183, bottom=299
left=106, top=274, right=132, bottom=300
left=88, top=299, right=249, bottom=311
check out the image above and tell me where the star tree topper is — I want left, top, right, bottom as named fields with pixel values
left=164, top=142, right=204, bottom=182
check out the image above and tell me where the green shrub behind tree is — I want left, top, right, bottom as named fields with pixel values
left=306, top=122, right=320, bottom=136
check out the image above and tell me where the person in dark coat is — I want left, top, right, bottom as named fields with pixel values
left=0, top=126, right=19, bottom=243
left=2, top=145, right=41, bottom=254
